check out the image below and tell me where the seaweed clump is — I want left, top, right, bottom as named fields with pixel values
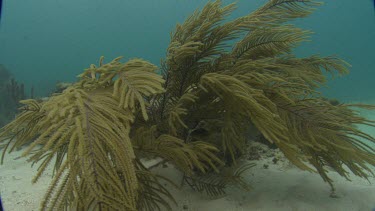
left=0, top=65, right=28, bottom=127
left=1, top=0, right=375, bottom=210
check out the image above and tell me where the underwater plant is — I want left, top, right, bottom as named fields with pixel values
left=1, top=0, right=375, bottom=210
left=0, top=65, right=27, bottom=127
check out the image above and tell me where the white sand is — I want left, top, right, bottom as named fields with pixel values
left=1, top=106, right=374, bottom=211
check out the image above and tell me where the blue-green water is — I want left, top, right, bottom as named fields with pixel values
left=0, top=0, right=374, bottom=101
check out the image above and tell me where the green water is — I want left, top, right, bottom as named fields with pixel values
left=0, top=0, right=374, bottom=101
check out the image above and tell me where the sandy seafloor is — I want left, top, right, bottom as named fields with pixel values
left=0, top=101, right=374, bottom=211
